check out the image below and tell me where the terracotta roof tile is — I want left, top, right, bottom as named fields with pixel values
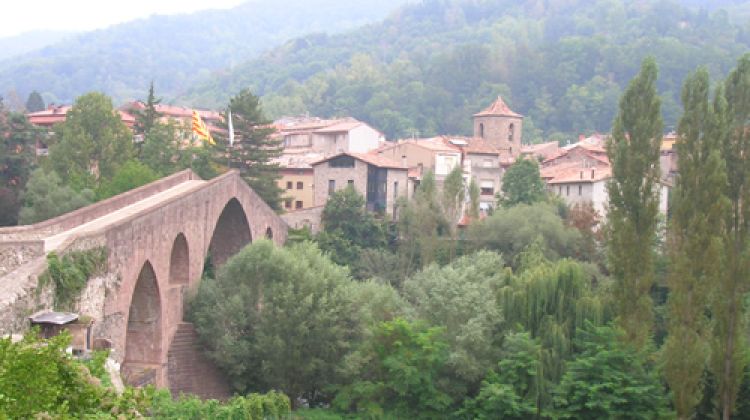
left=474, top=96, right=523, bottom=118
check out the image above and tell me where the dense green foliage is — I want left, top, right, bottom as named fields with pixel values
left=499, top=158, right=546, bottom=207
left=150, top=390, right=291, bottom=419
left=317, top=185, right=388, bottom=269
left=18, top=168, right=94, bottom=224
left=0, top=0, right=412, bottom=104
left=48, top=92, right=134, bottom=189
left=189, top=240, right=360, bottom=405
left=553, top=324, right=670, bottom=419
left=0, top=106, right=38, bottom=225
left=468, top=202, right=582, bottom=265
left=96, top=160, right=159, bottom=200
left=184, top=0, right=750, bottom=140
left=0, top=330, right=152, bottom=419
left=39, top=247, right=107, bottom=310
left=334, top=318, right=452, bottom=419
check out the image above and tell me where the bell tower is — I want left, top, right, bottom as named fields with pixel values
left=473, top=96, right=523, bottom=158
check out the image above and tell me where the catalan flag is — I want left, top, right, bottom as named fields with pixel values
left=191, top=110, right=215, bottom=145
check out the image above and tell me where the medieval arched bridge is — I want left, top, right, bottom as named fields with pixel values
left=0, top=169, right=287, bottom=398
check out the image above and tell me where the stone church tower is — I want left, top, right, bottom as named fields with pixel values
left=473, top=96, right=523, bottom=158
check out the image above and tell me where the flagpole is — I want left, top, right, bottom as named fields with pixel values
left=227, top=109, right=234, bottom=170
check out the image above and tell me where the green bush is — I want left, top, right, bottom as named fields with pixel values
left=150, top=390, right=291, bottom=419
left=0, top=329, right=150, bottom=419
left=39, top=247, right=107, bottom=310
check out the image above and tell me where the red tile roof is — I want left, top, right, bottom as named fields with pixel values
left=474, top=96, right=523, bottom=118
left=27, top=105, right=135, bottom=128
left=544, top=166, right=612, bottom=184
left=123, top=101, right=222, bottom=122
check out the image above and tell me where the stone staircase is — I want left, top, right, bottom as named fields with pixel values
left=167, top=322, right=232, bottom=400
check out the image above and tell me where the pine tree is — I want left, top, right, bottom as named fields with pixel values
left=713, top=54, right=750, bottom=420
left=226, top=89, right=283, bottom=210
left=605, top=57, right=663, bottom=350
left=25, top=91, right=45, bottom=113
left=663, top=69, right=729, bottom=419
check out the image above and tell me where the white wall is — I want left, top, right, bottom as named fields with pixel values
left=348, top=124, right=383, bottom=153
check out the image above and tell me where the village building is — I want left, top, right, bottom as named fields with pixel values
left=521, top=140, right=561, bottom=161
left=473, top=96, right=523, bottom=159
left=311, top=152, right=408, bottom=216
left=276, top=116, right=384, bottom=155
left=120, top=102, right=224, bottom=145
left=273, top=152, right=322, bottom=211
left=541, top=137, right=670, bottom=217
left=26, top=104, right=137, bottom=155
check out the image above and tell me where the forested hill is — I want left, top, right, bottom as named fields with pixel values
left=179, top=0, right=750, bottom=141
left=0, top=0, right=412, bottom=105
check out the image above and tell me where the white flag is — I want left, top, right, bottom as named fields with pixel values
left=228, top=109, right=235, bottom=147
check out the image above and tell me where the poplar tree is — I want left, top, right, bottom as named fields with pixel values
left=605, top=57, right=663, bottom=349
left=713, top=54, right=750, bottom=420
left=663, top=69, right=728, bottom=418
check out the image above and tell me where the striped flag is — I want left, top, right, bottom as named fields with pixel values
left=191, top=110, right=215, bottom=145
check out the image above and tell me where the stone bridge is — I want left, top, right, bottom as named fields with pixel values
left=0, top=169, right=287, bottom=398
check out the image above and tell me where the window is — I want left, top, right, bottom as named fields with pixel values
left=479, top=122, right=485, bottom=138
left=393, top=181, right=398, bottom=199
left=578, top=184, right=582, bottom=195
left=480, top=180, right=494, bottom=196
left=329, top=155, right=355, bottom=168
left=286, top=181, right=293, bottom=190
left=508, top=123, right=515, bottom=141
left=566, top=185, right=570, bottom=196
left=558, top=186, right=562, bottom=195
left=328, top=180, right=336, bottom=195
left=295, top=201, right=303, bottom=209
left=284, top=199, right=292, bottom=209
left=296, top=181, right=303, bottom=190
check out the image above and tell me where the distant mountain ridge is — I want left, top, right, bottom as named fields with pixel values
left=177, top=0, right=750, bottom=140
left=0, top=0, right=412, bottom=106
left=0, top=30, right=78, bottom=61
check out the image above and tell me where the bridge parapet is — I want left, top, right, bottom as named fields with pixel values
left=0, top=170, right=197, bottom=242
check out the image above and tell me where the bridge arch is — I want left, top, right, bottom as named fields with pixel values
left=123, top=260, right=163, bottom=387
left=169, top=233, right=189, bottom=285
left=207, top=197, right=253, bottom=269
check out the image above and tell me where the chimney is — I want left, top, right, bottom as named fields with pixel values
left=591, top=169, right=595, bottom=179
left=401, top=155, right=407, bottom=167
left=579, top=134, right=585, bottom=142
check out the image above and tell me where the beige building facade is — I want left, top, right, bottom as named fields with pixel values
left=312, top=152, right=408, bottom=216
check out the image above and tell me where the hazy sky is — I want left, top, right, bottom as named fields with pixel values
left=0, top=0, right=246, bottom=38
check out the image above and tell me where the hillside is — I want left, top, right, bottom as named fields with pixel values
left=0, top=0, right=411, bottom=105
left=0, top=30, right=78, bottom=61
left=179, top=0, right=750, bottom=141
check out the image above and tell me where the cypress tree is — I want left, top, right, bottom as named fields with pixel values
left=605, top=57, right=663, bottom=349
left=663, top=69, right=728, bottom=419
left=713, top=54, right=750, bottom=420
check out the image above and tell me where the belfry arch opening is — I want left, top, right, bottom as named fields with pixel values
left=207, top=198, right=252, bottom=269
left=169, top=233, right=189, bottom=285
left=123, top=261, right=162, bottom=387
